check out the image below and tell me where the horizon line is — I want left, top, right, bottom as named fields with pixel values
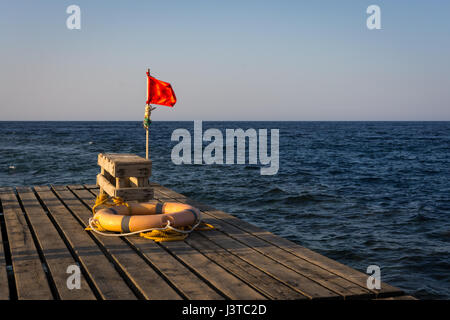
left=1, top=120, right=450, bottom=122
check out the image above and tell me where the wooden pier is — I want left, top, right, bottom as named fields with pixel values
left=0, top=183, right=415, bottom=300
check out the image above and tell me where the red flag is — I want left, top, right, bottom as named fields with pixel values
left=146, top=71, right=177, bottom=107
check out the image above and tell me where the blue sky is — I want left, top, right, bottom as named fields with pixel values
left=0, top=0, right=449, bottom=120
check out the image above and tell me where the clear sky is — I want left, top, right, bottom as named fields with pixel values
left=0, top=0, right=449, bottom=121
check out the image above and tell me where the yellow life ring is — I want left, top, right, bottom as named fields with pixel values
left=91, top=201, right=201, bottom=234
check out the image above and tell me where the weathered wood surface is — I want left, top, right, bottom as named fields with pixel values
left=34, top=186, right=136, bottom=300
left=150, top=183, right=404, bottom=299
left=16, top=187, right=95, bottom=300
left=0, top=187, right=53, bottom=300
left=376, top=295, right=417, bottom=300
left=97, top=153, right=153, bottom=202
left=98, top=153, right=152, bottom=178
left=0, top=184, right=408, bottom=300
left=97, top=174, right=154, bottom=201
left=0, top=195, right=9, bottom=300
left=52, top=185, right=182, bottom=300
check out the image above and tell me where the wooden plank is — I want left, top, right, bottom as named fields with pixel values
left=16, top=187, right=95, bottom=300
left=0, top=187, right=53, bottom=300
left=188, top=221, right=370, bottom=298
left=243, top=231, right=403, bottom=297
left=116, top=177, right=129, bottom=189
left=165, top=190, right=373, bottom=299
left=154, top=183, right=404, bottom=298
left=80, top=187, right=265, bottom=300
left=0, top=204, right=10, bottom=299
left=33, top=186, right=136, bottom=300
left=103, top=168, right=115, bottom=186
left=201, top=220, right=372, bottom=298
left=66, top=185, right=85, bottom=190
left=376, top=295, right=417, bottom=300
left=129, top=177, right=149, bottom=187
left=51, top=186, right=182, bottom=300
left=152, top=189, right=340, bottom=299
left=127, top=237, right=225, bottom=300
left=162, top=240, right=266, bottom=300
left=97, top=174, right=153, bottom=201
left=69, top=187, right=224, bottom=300
left=171, top=223, right=337, bottom=299
left=96, top=174, right=116, bottom=197
left=186, top=232, right=308, bottom=300
left=114, top=187, right=154, bottom=201
left=98, top=153, right=152, bottom=178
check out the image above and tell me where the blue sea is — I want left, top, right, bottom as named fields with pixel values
left=0, top=121, right=449, bottom=299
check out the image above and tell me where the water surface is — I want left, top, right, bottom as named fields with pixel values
left=0, top=121, right=449, bottom=299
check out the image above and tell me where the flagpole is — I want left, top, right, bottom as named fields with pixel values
left=146, top=68, right=150, bottom=160
left=146, top=125, right=149, bottom=160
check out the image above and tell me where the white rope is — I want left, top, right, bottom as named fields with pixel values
left=87, top=217, right=202, bottom=237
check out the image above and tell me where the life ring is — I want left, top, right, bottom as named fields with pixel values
left=91, top=201, right=202, bottom=233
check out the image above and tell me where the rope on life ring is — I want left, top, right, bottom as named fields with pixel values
left=86, top=194, right=214, bottom=242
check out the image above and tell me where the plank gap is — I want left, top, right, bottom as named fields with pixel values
left=0, top=197, right=17, bottom=300
left=14, top=189, right=59, bottom=300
